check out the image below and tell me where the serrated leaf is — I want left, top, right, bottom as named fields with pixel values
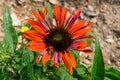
left=46, top=3, right=53, bottom=22
left=3, top=6, right=18, bottom=53
left=91, top=31, right=105, bottom=80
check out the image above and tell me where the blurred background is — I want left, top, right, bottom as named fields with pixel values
left=0, top=0, right=120, bottom=69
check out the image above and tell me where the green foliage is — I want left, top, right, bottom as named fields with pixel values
left=105, top=66, right=120, bottom=80
left=1, top=4, right=120, bottom=80
left=3, top=6, right=18, bottom=53
left=20, top=64, right=34, bottom=80
left=91, top=32, right=105, bottom=80
left=22, top=48, right=34, bottom=67
left=46, top=3, right=53, bottom=22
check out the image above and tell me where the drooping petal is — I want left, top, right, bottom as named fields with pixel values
left=24, top=30, right=43, bottom=41
left=81, top=49, right=93, bottom=54
left=59, top=53, right=63, bottom=64
left=27, top=19, right=46, bottom=35
left=36, top=55, right=42, bottom=64
left=66, top=51, right=76, bottom=69
left=36, top=50, right=47, bottom=64
left=51, top=52, right=56, bottom=65
left=42, top=53, right=51, bottom=67
left=69, top=20, right=84, bottom=33
left=72, top=27, right=92, bottom=39
left=51, top=52, right=59, bottom=67
left=61, top=52, right=73, bottom=74
left=28, top=42, right=46, bottom=51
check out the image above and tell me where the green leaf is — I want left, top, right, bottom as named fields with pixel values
left=2, top=6, right=18, bottom=53
left=56, top=66, right=73, bottom=80
left=0, top=43, right=3, bottom=50
left=73, top=63, right=90, bottom=80
left=104, top=77, right=111, bottom=80
left=105, top=66, right=120, bottom=80
left=20, top=64, right=34, bottom=80
left=22, top=48, right=34, bottom=66
left=46, top=3, right=53, bottom=22
left=91, top=32, right=105, bottom=80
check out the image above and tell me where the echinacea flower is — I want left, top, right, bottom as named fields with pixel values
left=23, top=5, right=94, bottom=74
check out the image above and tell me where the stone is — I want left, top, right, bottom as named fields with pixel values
left=11, top=12, right=21, bottom=26
left=33, top=0, right=44, bottom=2
left=49, top=0, right=58, bottom=5
left=83, top=5, right=99, bottom=17
left=106, top=38, right=114, bottom=43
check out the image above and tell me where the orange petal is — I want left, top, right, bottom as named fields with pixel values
left=73, top=9, right=81, bottom=18
left=59, top=53, right=63, bottom=64
left=61, top=53, right=73, bottom=74
left=87, top=22, right=94, bottom=26
left=51, top=60, right=59, bottom=68
left=44, top=8, right=48, bottom=15
left=66, top=52, right=76, bottom=69
left=32, top=11, right=44, bottom=21
left=28, top=43, right=46, bottom=52
left=55, top=63, right=59, bottom=68
left=69, top=20, right=84, bottom=33
left=73, top=27, right=91, bottom=39
left=54, top=5, right=60, bottom=24
left=27, top=19, right=46, bottom=35
left=60, top=8, right=68, bottom=26
left=38, top=10, right=45, bottom=20
left=24, top=30, right=43, bottom=41
left=51, top=60, right=55, bottom=65
left=77, top=46, right=86, bottom=51
left=76, top=41, right=89, bottom=47
left=28, top=41, right=42, bottom=46
left=36, top=55, right=42, bottom=64
left=42, top=53, right=51, bottom=67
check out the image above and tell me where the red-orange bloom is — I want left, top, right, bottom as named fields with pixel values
left=23, top=5, right=94, bottom=74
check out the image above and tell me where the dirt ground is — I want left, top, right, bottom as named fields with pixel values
left=0, top=0, right=120, bottom=70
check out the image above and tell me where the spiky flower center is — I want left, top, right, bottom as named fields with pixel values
left=44, top=27, right=73, bottom=52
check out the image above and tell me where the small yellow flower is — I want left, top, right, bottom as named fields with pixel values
left=21, top=26, right=29, bottom=32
